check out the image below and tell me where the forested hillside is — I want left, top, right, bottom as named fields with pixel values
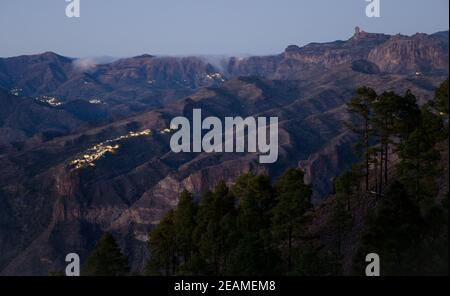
left=81, top=80, right=449, bottom=276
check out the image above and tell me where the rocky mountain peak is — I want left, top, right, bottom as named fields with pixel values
left=284, top=44, right=302, bottom=52
left=348, top=26, right=390, bottom=44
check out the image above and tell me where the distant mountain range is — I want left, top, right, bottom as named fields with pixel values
left=0, top=28, right=448, bottom=275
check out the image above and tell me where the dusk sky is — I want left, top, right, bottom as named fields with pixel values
left=0, top=0, right=448, bottom=57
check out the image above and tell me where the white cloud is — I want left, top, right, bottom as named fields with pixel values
left=72, top=58, right=97, bottom=72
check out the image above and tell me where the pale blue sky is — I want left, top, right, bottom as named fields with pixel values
left=0, top=0, right=448, bottom=57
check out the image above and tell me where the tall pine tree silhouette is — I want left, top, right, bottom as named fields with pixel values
left=83, top=233, right=129, bottom=276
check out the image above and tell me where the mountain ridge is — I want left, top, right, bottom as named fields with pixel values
left=0, top=28, right=448, bottom=275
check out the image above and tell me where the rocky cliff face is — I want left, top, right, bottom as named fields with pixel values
left=0, top=29, right=448, bottom=275
left=228, top=28, right=448, bottom=79
left=368, top=32, right=449, bottom=73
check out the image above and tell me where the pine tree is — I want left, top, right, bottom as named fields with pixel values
left=173, top=190, right=198, bottom=268
left=398, top=107, right=442, bottom=202
left=234, top=174, right=275, bottom=231
left=192, top=181, right=236, bottom=275
left=393, top=90, right=421, bottom=141
left=429, top=79, right=449, bottom=137
left=229, top=174, right=280, bottom=275
left=328, top=171, right=356, bottom=262
left=83, top=233, right=129, bottom=276
left=346, top=86, right=377, bottom=191
left=294, top=242, right=323, bottom=276
left=354, top=181, right=425, bottom=275
left=431, top=79, right=449, bottom=116
left=329, top=196, right=352, bottom=259
left=334, top=169, right=359, bottom=210
left=370, top=90, right=420, bottom=192
left=146, top=210, right=177, bottom=275
left=271, top=168, right=312, bottom=272
left=371, top=92, right=397, bottom=191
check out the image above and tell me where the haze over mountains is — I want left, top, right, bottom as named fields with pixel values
left=0, top=28, right=448, bottom=275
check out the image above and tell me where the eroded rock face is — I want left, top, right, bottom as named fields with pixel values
left=229, top=29, right=448, bottom=79
left=368, top=33, right=449, bottom=73
left=0, top=29, right=448, bottom=275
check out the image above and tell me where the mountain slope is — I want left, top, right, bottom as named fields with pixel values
left=0, top=28, right=448, bottom=275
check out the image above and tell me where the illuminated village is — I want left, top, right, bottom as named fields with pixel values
left=70, top=129, right=152, bottom=169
